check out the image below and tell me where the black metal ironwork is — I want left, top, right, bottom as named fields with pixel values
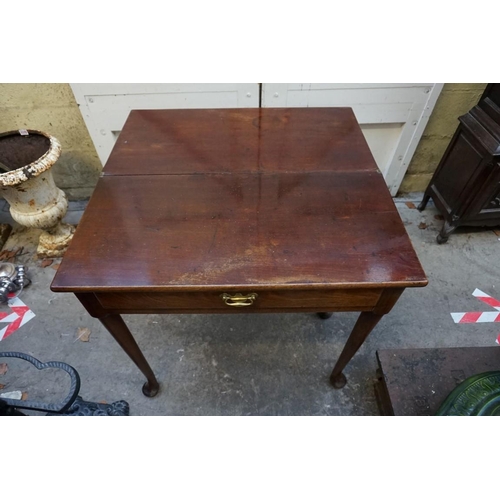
left=52, top=396, right=129, bottom=416
left=0, top=351, right=129, bottom=416
left=0, top=351, right=80, bottom=413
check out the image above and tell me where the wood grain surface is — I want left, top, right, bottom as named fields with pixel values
left=102, top=108, right=379, bottom=176
left=52, top=107, right=426, bottom=292
left=51, top=171, right=426, bottom=292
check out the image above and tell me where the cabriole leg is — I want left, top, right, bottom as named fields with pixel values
left=75, top=293, right=159, bottom=397
left=99, top=314, right=160, bottom=397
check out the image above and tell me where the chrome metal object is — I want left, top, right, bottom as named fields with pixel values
left=0, top=262, right=31, bottom=303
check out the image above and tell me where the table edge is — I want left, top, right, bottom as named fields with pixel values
left=50, top=279, right=428, bottom=294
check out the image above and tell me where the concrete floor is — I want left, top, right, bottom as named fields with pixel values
left=1, top=195, right=499, bottom=415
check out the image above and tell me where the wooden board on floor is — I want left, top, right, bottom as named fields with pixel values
left=375, top=347, right=500, bottom=416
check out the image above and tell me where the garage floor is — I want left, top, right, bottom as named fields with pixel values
left=1, top=195, right=499, bottom=416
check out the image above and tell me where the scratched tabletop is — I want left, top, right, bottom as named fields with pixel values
left=52, top=108, right=426, bottom=292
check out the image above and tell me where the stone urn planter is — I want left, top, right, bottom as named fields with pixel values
left=0, top=129, right=75, bottom=257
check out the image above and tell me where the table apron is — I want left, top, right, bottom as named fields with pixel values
left=94, top=288, right=384, bottom=314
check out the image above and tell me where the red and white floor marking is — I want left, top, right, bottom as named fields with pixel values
left=0, top=297, right=35, bottom=341
left=451, top=289, right=500, bottom=344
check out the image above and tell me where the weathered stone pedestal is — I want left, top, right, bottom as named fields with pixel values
left=0, top=130, right=74, bottom=258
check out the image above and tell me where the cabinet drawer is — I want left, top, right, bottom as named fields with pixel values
left=96, top=288, right=382, bottom=313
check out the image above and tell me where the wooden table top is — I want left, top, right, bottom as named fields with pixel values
left=103, top=108, right=380, bottom=176
left=51, top=108, right=427, bottom=293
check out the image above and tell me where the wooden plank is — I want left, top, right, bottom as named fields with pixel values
left=376, top=347, right=500, bottom=416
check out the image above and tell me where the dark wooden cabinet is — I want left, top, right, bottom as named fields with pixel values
left=419, top=84, right=500, bottom=243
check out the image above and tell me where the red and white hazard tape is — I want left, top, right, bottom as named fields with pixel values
left=451, top=289, right=500, bottom=344
left=0, top=297, right=35, bottom=341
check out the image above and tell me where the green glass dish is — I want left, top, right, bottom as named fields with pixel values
left=436, top=371, right=500, bottom=416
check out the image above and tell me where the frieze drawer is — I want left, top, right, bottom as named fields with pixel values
left=95, top=288, right=383, bottom=313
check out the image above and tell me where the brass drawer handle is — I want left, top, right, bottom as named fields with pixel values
left=221, top=292, right=258, bottom=307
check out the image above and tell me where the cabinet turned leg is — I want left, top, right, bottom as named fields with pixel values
left=436, top=221, right=456, bottom=244
left=330, top=311, right=384, bottom=389
left=317, top=312, right=333, bottom=320
left=99, top=314, right=160, bottom=397
left=418, top=194, right=431, bottom=212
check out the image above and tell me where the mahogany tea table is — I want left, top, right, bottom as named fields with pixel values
left=51, top=108, right=427, bottom=397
